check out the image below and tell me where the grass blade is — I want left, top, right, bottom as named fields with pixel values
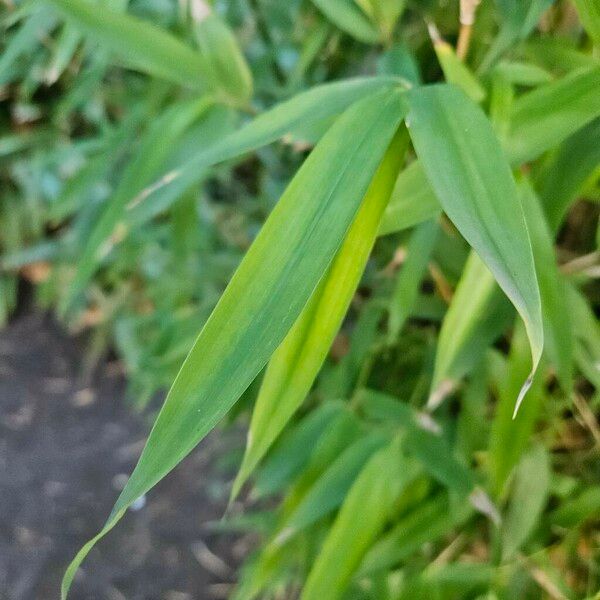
left=502, top=444, right=551, bottom=559
left=300, top=438, right=418, bottom=600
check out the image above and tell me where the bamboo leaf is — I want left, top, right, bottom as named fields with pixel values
left=132, top=77, right=401, bottom=213
left=407, top=84, right=543, bottom=413
left=61, top=88, right=409, bottom=598
left=253, top=401, right=346, bottom=498
left=232, top=127, right=408, bottom=499
left=432, top=33, right=486, bottom=103
left=378, top=161, right=441, bottom=235
left=506, top=65, right=600, bottom=164
left=44, top=0, right=212, bottom=89
left=480, top=0, right=554, bottom=71
left=276, top=432, right=389, bottom=542
left=538, top=117, right=600, bottom=231
left=358, top=493, right=473, bottom=575
left=519, top=179, right=573, bottom=393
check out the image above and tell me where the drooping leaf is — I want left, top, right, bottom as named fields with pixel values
left=44, top=0, right=212, bottom=89
left=519, top=179, right=573, bottom=393
left=407, top=84, right=543, bottom=412
left=61, top=87, right=409, bottom=598
left=232, top=127, right=409, bottom=499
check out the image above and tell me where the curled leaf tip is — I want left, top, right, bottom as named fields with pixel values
left=513, top=374, right=533, bottom=419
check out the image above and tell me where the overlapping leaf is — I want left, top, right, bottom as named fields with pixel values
left=232, top=127, right=408, bottom=498
left=61, top=87, right=409, bottom=598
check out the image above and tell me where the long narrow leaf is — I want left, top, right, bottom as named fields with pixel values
left=62, top=87, right=409, bottom=598
left=44, top=0, right=212, bottom=89
left=232, top=126, right=408, bottom=498
left=407, top=84, right=543, bottom=412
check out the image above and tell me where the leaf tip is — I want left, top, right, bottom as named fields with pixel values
left=513, top=374, right=533, bottom=419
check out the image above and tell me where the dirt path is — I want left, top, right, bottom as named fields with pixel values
left=0, top=314, right=247, bottom=600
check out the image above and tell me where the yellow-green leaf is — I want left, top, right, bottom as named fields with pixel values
left=232, top=126, right=409, bottom=499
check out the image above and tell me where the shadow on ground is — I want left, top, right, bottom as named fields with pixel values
left=0, top=313, right=249, bottom=600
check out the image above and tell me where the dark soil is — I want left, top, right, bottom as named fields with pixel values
left=0, top=313, right=249, bottom=600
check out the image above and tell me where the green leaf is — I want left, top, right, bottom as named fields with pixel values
left=275, top=432, right=389, bottom=542
left=572, top=0, right=600, bottom=42
left=311, top=0, right=381, bottom=43
left=378, top=161, right=441, bottom=236
left=193, top=12, right=253, bottom=105
left=232, top=126, right=408, bottom=499
left=549, top=486, right=600, bottom=528
left=44, top=0, right=212, bottom=89
left=506, top=65, right=600, bottom=164
left=407, top=84, right=543, bottom=413
left=480, top=0, right=554, bottom=71
left=432, top=35, right=486, bottom=103
left=61, top=87, right=409, bottom=599
left=502, top=444, right=551, bottom=559
left=388, top=219, right=439, bottom=341
left=355, top=0, right=406, bottom=41
left=538, top=117, right=600, bottom=231
left=429, top=252, right=513, bottom=406
left=133, top=77, right=401, bottom=212
left=358, top=493, right=473, bottom=575
left=300, top=438, right=418, bottom=600
left=253, top=401, right=346, bottom=498
left=519, top=179, right=573, bottom=393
